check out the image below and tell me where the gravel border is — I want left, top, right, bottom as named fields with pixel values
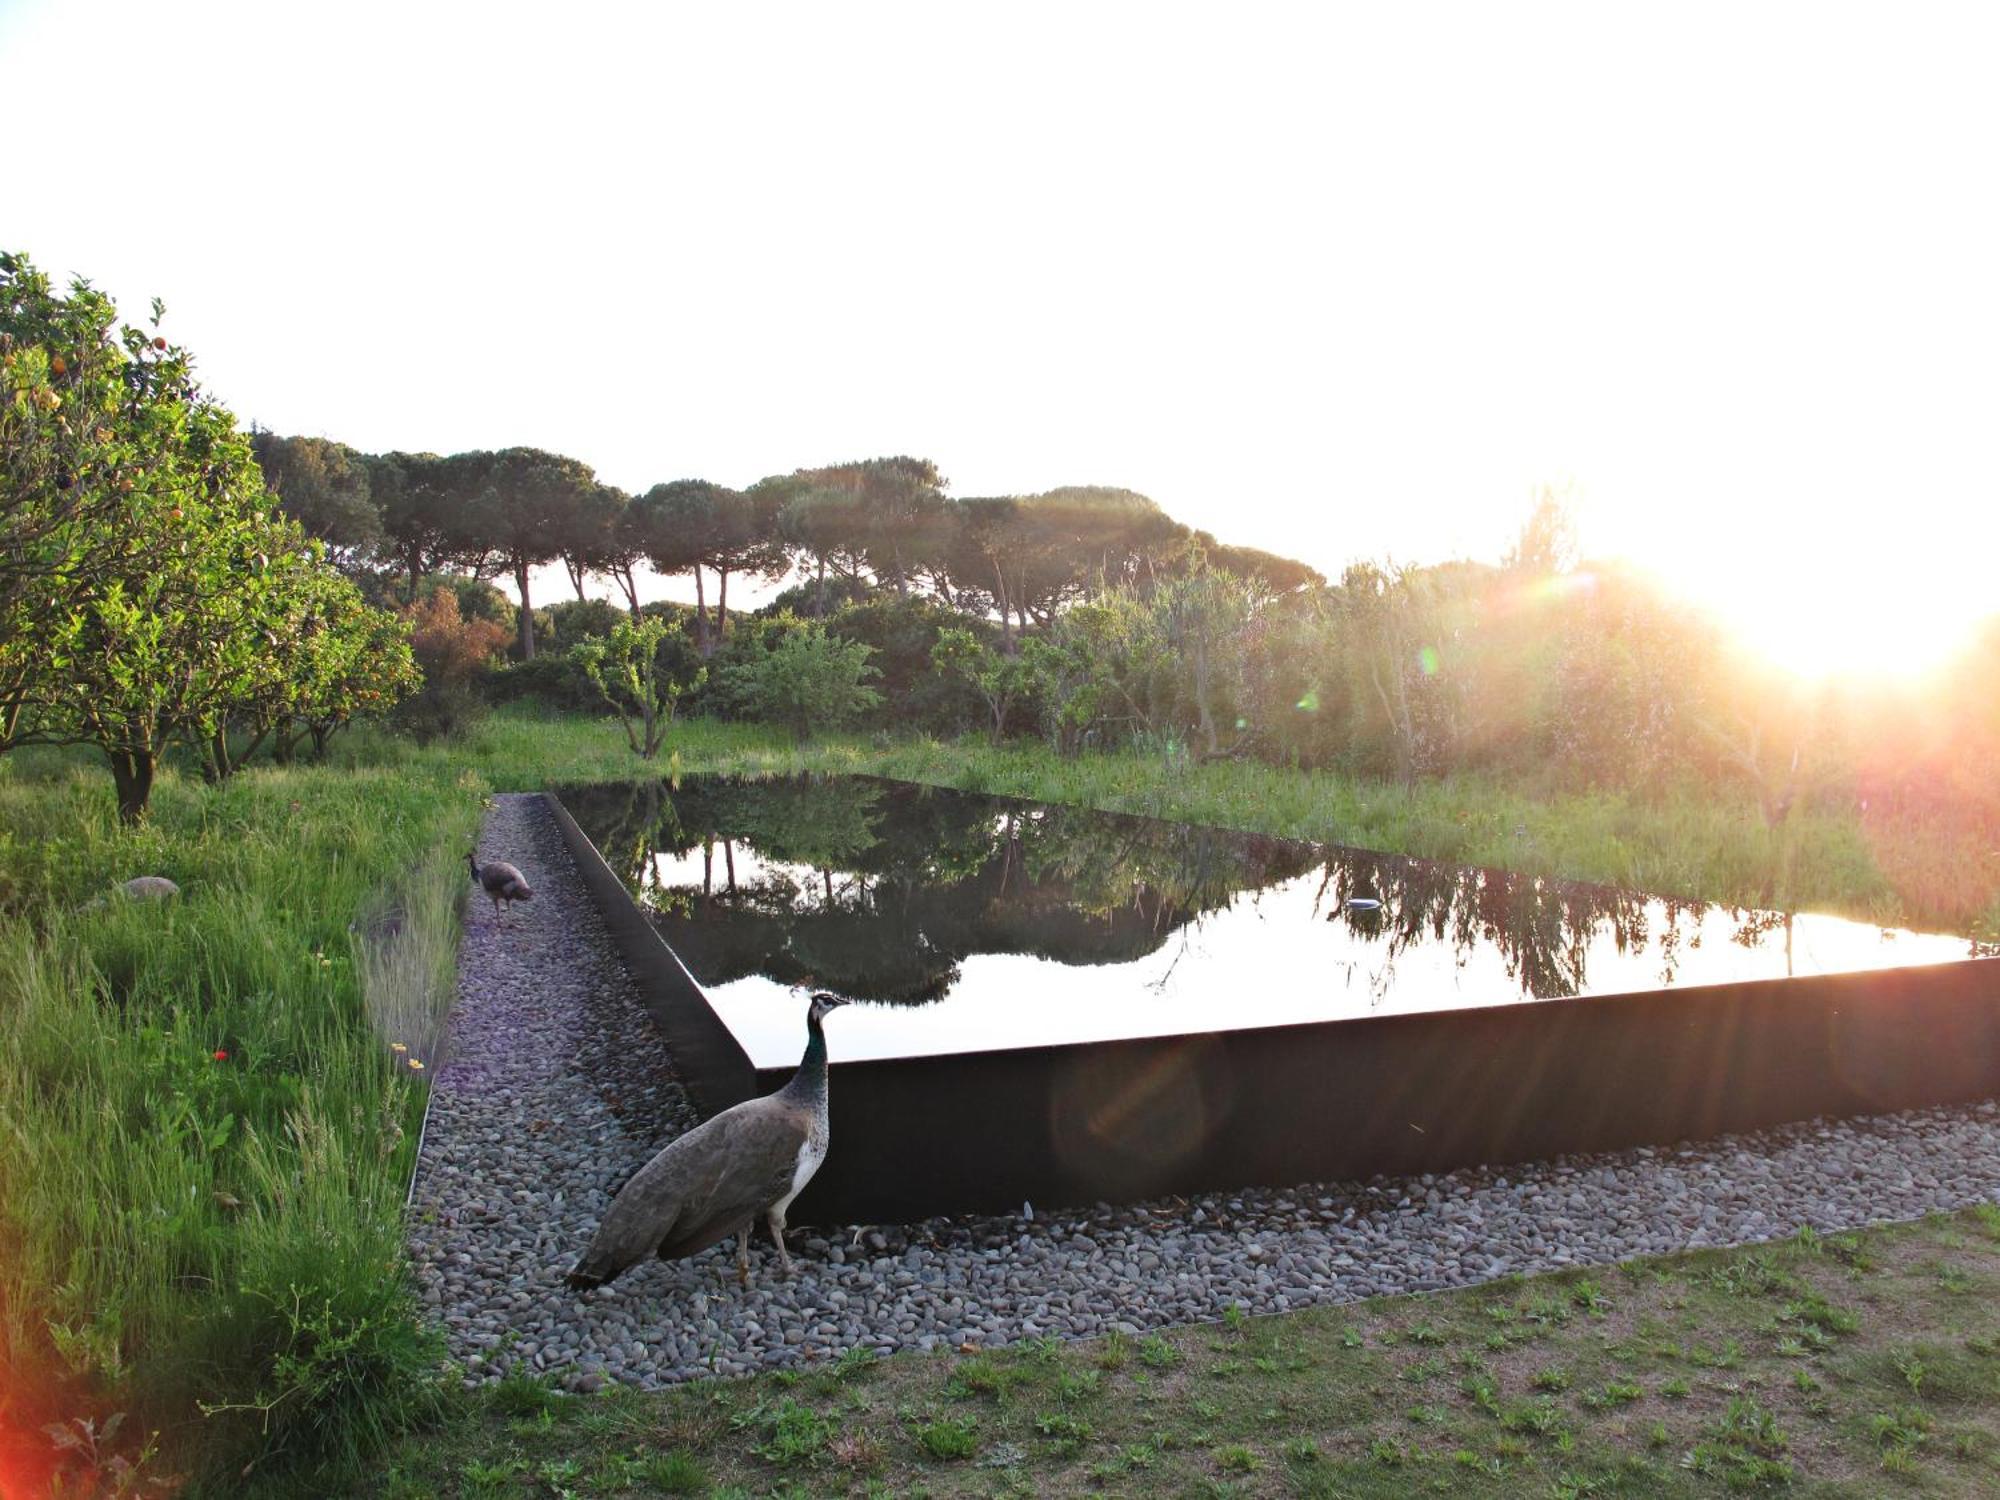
left=408, top=792, right=2000, bottom=1391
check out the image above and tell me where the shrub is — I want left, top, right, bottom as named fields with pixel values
left=830, top=595, right=992, bottom=736
left=483, top=654, right=599, bottom=713
left=540, top=597, right=626, bottom=651
left=720, top=621, right=881, bottom=743
left=392, top=591, right=509, bottom=743
left=570, top=617, right=705, bottom=758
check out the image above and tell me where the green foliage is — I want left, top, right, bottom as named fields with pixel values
left=1, top=254, right=414, bottom=818
left=913, top=1414, right=979, bottom=1460
left=540, top=596, right=625, bottom=650
left=931, top=625, right=1035, bottom=742
left=735, top=1394, right=836, bottom=1464
left=570, top=615, right=705, bottom=758
left=1, top=250, right=197, bottom=653
left=250, top=430, right=380, bottom=566
left=1019, top=593, right=1170, bottom=754
left=827, top=594, right=992, bottom=735
left=463, top=446, right=600, bottom=660
left=721, top=622, right=881, bottom=744
left=636, top=478, right=789, bottom=653
left=0, top=761, right=476, bottom=1489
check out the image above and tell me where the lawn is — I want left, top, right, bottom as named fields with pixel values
left=371, top=1209, right=2000, bottom=1497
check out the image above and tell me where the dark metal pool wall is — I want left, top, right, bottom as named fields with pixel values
left=774, top=956, right=2000, bottom=1223
left=546, top=792, right=757, bottom=1120
left=551, top=790, right=2000, bottom=1226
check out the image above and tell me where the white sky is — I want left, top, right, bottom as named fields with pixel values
left=4, top=1, right=1996, bottom=676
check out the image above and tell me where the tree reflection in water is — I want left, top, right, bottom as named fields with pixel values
left=556, top=774, right=1835, bottom=1010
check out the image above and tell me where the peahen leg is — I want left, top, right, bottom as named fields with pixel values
left=737, top=1223, right=754, bottom=1287
left=766, top=1209, right=793, bottom=1276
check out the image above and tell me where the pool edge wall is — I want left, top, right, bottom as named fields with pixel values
left=550, top=791, right=2000, bottom=1226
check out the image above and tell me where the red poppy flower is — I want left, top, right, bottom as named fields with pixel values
left=213, top=1049, right=229, bottom=1061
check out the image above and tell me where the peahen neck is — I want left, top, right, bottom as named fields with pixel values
left=781, top=1017, right=830, bottom=1111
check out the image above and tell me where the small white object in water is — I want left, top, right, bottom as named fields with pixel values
left=1023, top=1200, right=1034, bottom=1222
left=1345, top=897, right=1381, bottom=911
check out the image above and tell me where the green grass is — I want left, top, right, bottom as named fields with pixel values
left=367, top=1209, right=2000, bottom=1497
left=0, top=752, right=480, bottom=1491
left=2, top=701, right=1992, bottom=1493
left=327, top=704, right=1982, bottom=933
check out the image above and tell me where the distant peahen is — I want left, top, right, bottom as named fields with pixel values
left=466, top=852, right=533, bottom=920
left=567, top=992, right=848, bottom=1290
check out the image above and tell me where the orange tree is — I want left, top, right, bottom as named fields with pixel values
left=2, top=251, right=410, bottom=819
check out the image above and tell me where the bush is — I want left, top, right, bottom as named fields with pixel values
left=720, top=621, right=881, bottom=743
left=760, top=573, right=876, bottom=619
left=828, top=595, right=993, bottom=736
left=484, top=654, right=599, bottom=713
left=696, top=613, right=812, bottom=719
left=570, top=617, right=705, bottom=758
left=392, top=591, right=509, bottom=743
left=540, top=597, right=626, bottom=651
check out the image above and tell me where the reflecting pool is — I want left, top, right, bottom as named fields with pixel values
left=556, top=774, right=1978, bottom=1070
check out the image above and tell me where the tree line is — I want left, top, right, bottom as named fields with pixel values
left=248, top=436, right=1327, bottom=660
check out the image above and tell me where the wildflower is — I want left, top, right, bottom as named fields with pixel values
left=391, top=1042, right=408, bottom=1053
left=213, top=1049, right=229, bottom=1061
left=407, top=1058, right=425, bottom=1071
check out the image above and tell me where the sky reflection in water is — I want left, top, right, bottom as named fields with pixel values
left=558, top=775, right=1976, bottom=1069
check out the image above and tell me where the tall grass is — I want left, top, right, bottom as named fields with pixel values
left=0, top=758, right=479, bottom=1491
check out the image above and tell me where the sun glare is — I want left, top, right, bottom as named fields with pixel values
left=1642, top=543, right=1984, bottom=685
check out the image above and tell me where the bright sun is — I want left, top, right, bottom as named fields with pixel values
left=1654, top=546, right=1984, bottom=684
left=1579, top=489, right=1994, bottom=686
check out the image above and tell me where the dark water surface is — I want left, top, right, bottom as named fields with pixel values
left=556, top=774, right=1975, bottom=1069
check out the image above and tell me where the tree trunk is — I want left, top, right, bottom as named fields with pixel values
left=815, top=555, right=827, bottom=618
left=406, top=545, right=422, bottom=603
left=514, top=556, right=536, bottom=660
left=717, top=567, right=731, bottom=646
left=693, top=567, right=710, bottom=656
left=237, top=723, right=271, bottom=767
left=614, top=565, right=642, bottom=617
left=1193, top=641, right=1218, bottom=756
left=109, top=748, right=155, bottom=825
left=991, top=560, right=1014, bottom=652
left=564, top=555, right=590, bottom=601
left=206, top=727, right=235, bottom=782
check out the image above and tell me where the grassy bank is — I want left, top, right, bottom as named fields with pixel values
left=367, top=1207, right=2000, bottom=1497
left=341, top=707, right=1991, bottom=937
left=1, top=704, right=1991, bottom=1493
left=0, top=754, right=482, bottom=1492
